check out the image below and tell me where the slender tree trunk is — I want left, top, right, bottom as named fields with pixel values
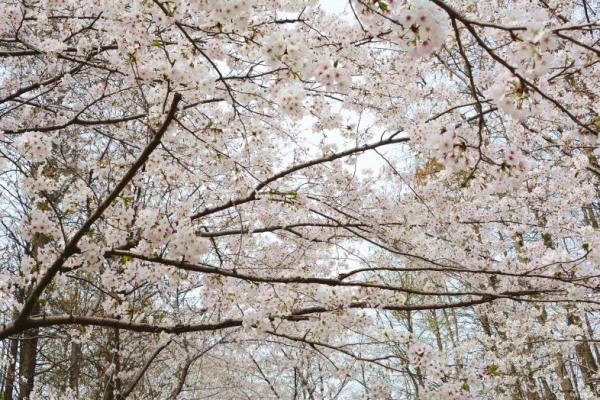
left=69, top=341, right=82, bottom=396
left=479, top=313, right=493, bottom=337
left=584, top=313, right=600, bottom=363
left=171, top=359, right=193, bottom=399
left=3, top=338, right=19, bottom=400
left=514, top=378, right=524, bottom=400
left=554, top=355, right=576, bottom=400
left=442, top=308, right=458, bottom=348
left=578, top=202, right=600, bottom=394
left=17, top=303, right=40, bottom=400
left=114, top=329, right=121, bottom=397
left=568, top=313, right=599, bottom=393
left=567, top=357, right=582, bottom=399
left=575, top=340, right=598, bottom=393
left=403, top=309, right=425, bottom=390
left=17, top=333, right=39, bottom=400
left=16, top=224, right=53, bottom=400
left=103, top=329, right=121, bottom=400
left=429, top=310, right=443, bottom=351
left=525, top=371, right=540, bottom=400
left=539, top=377, right=557, bottom=400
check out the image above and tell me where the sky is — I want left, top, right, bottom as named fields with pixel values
left=320, top=0, right=349, bottom=14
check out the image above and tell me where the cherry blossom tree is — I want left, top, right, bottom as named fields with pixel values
left=0, top=0, right=598, bottom=398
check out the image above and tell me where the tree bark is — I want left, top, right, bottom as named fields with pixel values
left=568, top=313, right=599, bottom=393
left=3, top=338, right=19, bottom=400
left=554, top=354, right=576, bottom=400
left=69, top=341, right=82, bottom=396
left=525, top=371, right=540, bottom=400
left=17, top=303, right=40, bottom=400
left=102, top=328, right=121, bottom=400
left=539, top=377, right=557, bottom=400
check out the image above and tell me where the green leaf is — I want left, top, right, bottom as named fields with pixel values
left=120, top=255, right=132, bottom=264
left=151, top=39, right=162, bottom=47
left=36, top=202, right=50, bottom=211
left=582, top=242, right=590, bottom=251
left=120, top=195, right=133, bottom=207
left=486, top=364, right=501, bottom=376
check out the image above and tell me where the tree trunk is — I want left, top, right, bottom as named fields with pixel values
left=554, top=354, right=576, bottom=400
left=69, top=341, right=82, bottom=396
left=539, top=377, right=557, bottom=400
left=575, top=340, right=599, bottom=393
left=567, top=357, right=582, bottom=399
left=568, top=313, right=599, bottom=393
left=429, top=310, right=443, bottom=352
left=17, top=301, right=40, bottom=400
left=525, top=371, right=540, bottom=400
left=3, top=338, right=19, bottom=400
left=584, top=313, right=600, bottom=364
left=103, top=328, right=121, bottom=400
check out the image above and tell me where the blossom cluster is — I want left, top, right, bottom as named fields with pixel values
left=355, top=0, right=450, bottom=58
left=19, top=208, right=60, bottom=244
left=16, top=131, right=54, bottom=162
left=277, top=85, right=305, bottom=118
left=485, top=72, right=543, bottom=120
left=314, top=59, right=352, bottom=91
left=242, top=308, right=272, bottom=332
left=503, top=145, right=528, bottom=173
left=262, top=30, right=314, bottom=78
left=0, top=4, right=21, bottom=35
left=504, top=9, right=559, bottom=78
left=408, top=342, right=430, bottom=366
left=424, top=128, right=470, bottom=171
left=189, top=0, right=256, bottom=31
left=392, top=0, right=450, bottom=58
left=139, top=209, right=173, bottom=249
left=169, top=223, right=210, bottom=261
